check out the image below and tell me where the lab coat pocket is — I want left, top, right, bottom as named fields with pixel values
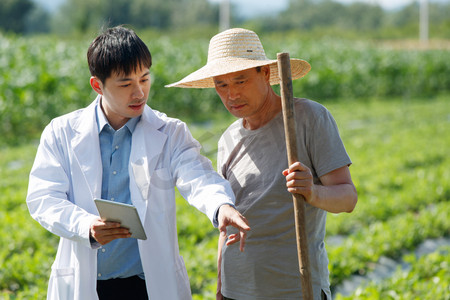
left=131, top=157, right=151, bottom=200
left=48, top=267, right=75, bottom=300
left=148, top=167, right=173, bottom=212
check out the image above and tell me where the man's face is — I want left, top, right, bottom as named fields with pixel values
left=213, top=66, right=271, bottom=120
left=91, top=65, right=151, bottom=130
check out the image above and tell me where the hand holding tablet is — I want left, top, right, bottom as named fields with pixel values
left=94, top=198, right=147, bottom=240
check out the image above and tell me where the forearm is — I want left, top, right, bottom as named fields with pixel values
left=312, top=182, right=357, bottom=214
left=285, top=163, right=358, bottom=214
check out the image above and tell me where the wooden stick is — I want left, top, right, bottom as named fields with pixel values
left=277, top=52, right=314, bottom=300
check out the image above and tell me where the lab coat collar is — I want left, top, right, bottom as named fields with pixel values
left=71, top=97, right=103, bottom=200
left=71, top=96, right=168, bottom=223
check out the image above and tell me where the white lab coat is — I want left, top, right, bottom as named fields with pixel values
left=27, top=97, right=235, bottom=300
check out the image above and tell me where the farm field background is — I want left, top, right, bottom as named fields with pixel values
left=0, top=32, right=449, bottom=299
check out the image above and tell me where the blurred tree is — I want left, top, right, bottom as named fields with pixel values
left=383, top=1, right=450, bottom=39
left=282, top=0, right=385, bottom=31
left=388, top=2, right=419, bottom=28
left=249, top=0, right=385, bottom=33
left=103, top=0, right=133, bottom=27
left=0, top=0, right=34, bottom=33
left=277, top=0, right=342, bottom=30
left=343, top=3, right=384, bottom=31
left=130, top=0, right=174, bottom=28
left=428, top=1, right=450, bottom=24
left=50, top=0, right=103, bottom=34
left=25, top=6, right=51, bottom=34
left=388, top=1, right=450, bottom=28
left=50, top=0, right=218, bottom=34
left=171, top=0, right=217, bottom=29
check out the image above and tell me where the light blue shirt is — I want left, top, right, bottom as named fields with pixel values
left=95, top=103, right=144, bottom=280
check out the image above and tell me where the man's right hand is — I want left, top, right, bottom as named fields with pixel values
left=90, top=218, right=131, bottom=245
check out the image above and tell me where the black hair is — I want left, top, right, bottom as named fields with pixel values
left=87, top=25, right=152, bottom=83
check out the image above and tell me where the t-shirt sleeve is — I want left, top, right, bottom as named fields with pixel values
left=307, top=106, right=351, bottom=178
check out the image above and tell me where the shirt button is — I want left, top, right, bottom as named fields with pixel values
left=110, top=198, right=115, bottom=201
left=101, top=248, right=106, bottom=253
left=98, top=273, right=102, bottom=277
left=112, top=171, right=117, bottom=175
left=115, top=145, right=119, bottom=150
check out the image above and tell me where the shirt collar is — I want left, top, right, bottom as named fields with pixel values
left=96, top=97, right=140, bottom=134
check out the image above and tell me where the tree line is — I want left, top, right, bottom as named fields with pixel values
left=1, top=0, right=449, bottom=38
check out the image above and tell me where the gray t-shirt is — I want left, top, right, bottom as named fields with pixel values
left=218, top=98, right=351, bottom=300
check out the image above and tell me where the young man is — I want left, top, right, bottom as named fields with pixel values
left=26, top=26, right=249, bottom=300
left=167, top=28, right=357, bottom=300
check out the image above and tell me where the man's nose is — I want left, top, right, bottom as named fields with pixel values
left=133, top=84, right=145, bottom=98
left=228, top=86, right=239, bottom=100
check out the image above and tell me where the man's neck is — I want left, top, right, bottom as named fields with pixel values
left=243, top=92, right=282, bottom=130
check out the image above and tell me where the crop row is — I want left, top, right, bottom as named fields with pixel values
left=336, top=246, right=450, bottom=299
left=0, top=145, right=56, bottom=299
left=324, top=97, right=450, bottom=236
left=328, top=201, right=450, bottom=287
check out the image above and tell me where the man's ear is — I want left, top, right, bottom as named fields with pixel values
left=262, top=65, right=271, bottom=81
left=90, top=76, right=103, bottom=95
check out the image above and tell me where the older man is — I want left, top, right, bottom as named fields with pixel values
left=167, top=28, right=357, bottom=300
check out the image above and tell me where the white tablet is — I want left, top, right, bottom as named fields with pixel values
left=94, top=198, right=147, bottom=240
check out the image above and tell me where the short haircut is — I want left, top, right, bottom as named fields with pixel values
left=87, top=26, right=152, bottom=83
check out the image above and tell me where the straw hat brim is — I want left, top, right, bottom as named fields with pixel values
left=165, top=57, right=311, bottom=89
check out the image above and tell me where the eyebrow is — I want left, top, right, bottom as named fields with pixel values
left=214, top=74, right=247, bottom=85
left=116, top=71, right=150, bottom=82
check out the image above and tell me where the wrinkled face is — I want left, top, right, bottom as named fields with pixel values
left=213, top=66, right=271, bottom=120
left=91, top=65, right=150, bottom=130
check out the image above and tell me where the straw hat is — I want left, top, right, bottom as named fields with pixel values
left=166, top=28, right=311, bottom=88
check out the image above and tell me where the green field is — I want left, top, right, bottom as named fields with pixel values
left=1, top=96, right=449, bottom=299
left=1, top=32, right=450, bottom=146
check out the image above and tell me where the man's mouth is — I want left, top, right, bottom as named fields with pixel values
left=230, top=103, right=246, bottom=110
left=129, top=102, right=145, bottom=110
